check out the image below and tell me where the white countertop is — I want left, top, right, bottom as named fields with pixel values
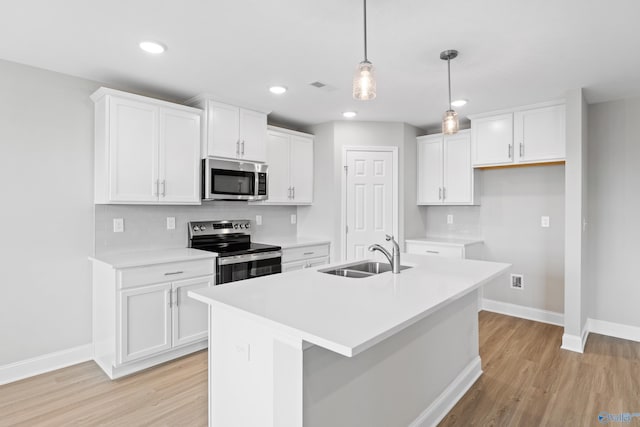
left=90, top=248, right=216, bottom=269
left=405, top=236, right=484, bottom=247
left=263, top=237, right=331, bottom=249
left=190, top=254, right=509, bottom=357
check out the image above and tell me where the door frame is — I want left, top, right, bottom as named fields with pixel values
left=341, top=146, right=399, bottom=261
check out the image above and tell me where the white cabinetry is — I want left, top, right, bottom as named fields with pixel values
left=262, top=126, right=314, bottom=204
left=471, top=101, right=565, bottom=167
left=281, top=242, right=330, bottom=272
left=405, top=238, right=483, bottom=259
left=188, top=98, right=268, bottom=162
left=92, top=252, right=214, bottom=379
left=91, top=87, right=201, bottom=205
left=417, top=130, right=475, bottom=205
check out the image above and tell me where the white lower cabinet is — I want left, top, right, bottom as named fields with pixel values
left=92, top=255, right=214, bottom=379
left=281, top=242, right=330, bottom=272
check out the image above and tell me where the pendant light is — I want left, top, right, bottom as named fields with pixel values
left=440, top=49, right=459, bottom=134
left=353, top=0, right=376, bottom=100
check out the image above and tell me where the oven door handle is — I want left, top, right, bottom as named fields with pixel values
left=217, top=251, right=282, bottom=266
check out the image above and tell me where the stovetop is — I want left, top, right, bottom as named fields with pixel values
left=188, top=220, right=281, bottom=257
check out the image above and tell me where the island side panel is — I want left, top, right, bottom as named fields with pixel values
left=209, top=306, right=304, bottom=427
left=303, top=290, right=480, bottom=427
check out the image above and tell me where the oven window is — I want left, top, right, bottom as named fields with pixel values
left=217, top=257, right=282, bottom=285
left=211, top=169, right=254, bottom=195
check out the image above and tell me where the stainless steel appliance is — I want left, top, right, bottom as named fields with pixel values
left=188, top=219, right=281, bottom=284
left=202, top=158, right=268, bottom=201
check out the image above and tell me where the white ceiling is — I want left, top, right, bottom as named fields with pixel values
left=1, top=0, right=639, bottom=130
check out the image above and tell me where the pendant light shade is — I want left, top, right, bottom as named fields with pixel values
left=353, top=60, right=376, bottom=100
left=353, top=0, right=376, bottom=100
left=442, top=110, right=459, bottom=135
left=440, top=49, right=459, bottom=135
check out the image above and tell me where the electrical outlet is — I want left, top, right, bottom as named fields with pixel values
left=290, top=214, right=297, bottom=225
left=113, top=218, right=124, bottom=233
left=166, top=217, right=176, bottom=230
left=510, top=274, right=524, bottom=290
left=447, top=214, right=454, bottom=225
left=256, top=215, right=263, bottom=226
left=541, top=216, right=550, bottom=228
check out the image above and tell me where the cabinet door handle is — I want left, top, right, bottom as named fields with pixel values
left=438, top=187, right=442, bottom=200
left=242, top=140, right=245, bottom=155
left=508, top=144, right=513, bottom=159
left=426, top=250, right=440, bottom=254
left=303, top=252, right=315, bottom=256
left=292, top=186, right=295, bottom=199
left=175, top=289, right=180, bottom=307
left=443, top=187, right=446, bottom=200
left=236, top=140, right=240, bottom=156
left=520, top=142, right=524, bottom=158
left=160, top=180, right=166, bottom=197
left=164, top=271, right=184, bottom=276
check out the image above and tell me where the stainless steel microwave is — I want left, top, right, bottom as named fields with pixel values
left=202, top=158, right=268, bottom=201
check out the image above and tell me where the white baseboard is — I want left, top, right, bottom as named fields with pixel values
left=588, top=318, right=640, bottom=343
left=409, top=356, right=482, bottom=427
left=481, top=298, right=564, bottom=326
left=0, top=344, right=92, bottom=386
left=561, top=331, right=587, bottom=353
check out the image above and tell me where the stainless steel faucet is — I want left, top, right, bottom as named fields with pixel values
left=368, top=234, right=401, bottom=274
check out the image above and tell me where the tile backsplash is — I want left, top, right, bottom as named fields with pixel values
left=94, top=202, right=297, bottom=256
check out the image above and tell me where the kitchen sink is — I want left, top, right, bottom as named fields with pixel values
left=319, top=261, right=412, bottom=278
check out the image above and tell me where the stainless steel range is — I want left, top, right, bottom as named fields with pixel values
left=188, top=219, right=282, bottom=285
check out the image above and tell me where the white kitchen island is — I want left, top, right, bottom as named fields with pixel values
left=189, top=254, right=509, bottom=427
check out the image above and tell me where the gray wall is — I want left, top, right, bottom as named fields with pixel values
left=95, top=203, right=296, bottom=255
left=0, top=59, right=98, bottom=365
left=587, top=97, right=640, bottom=328
left=423, top=165, right=565, bottom=313
left=298, top=121, right=423, bottom=262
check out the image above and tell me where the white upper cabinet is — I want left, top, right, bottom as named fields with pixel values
left=417, top=130, right=475, bottom=205
left=92, top=87, right=202, bottom=205
left=189, top=98, right=267, bottom=162
left=515, top=104, right=566, bottom=162
left=261, top=126, right=314, bottom=205
left=471, top=101, right=565, bottom=167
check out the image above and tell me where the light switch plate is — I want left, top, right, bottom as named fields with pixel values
left=113, top=218, right=124, bottom=233
left=541, top=216, right=550, bottom=228
left=256, top=215, right=263, bottom=226
left=290, top=214, right=297, bottom=225
left=166, top=217, right=176, bottom=230
left=447, top=214, right=454, bottom=225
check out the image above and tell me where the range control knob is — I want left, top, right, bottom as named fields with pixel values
left=245, top=223, right=251, bottom=229
left=199, top=225, right=206, bottom=231
left=192, top=226, right=200, bottom=232
left=234, top=224, right=239, bottom=229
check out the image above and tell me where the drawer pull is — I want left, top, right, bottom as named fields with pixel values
left=164, top=271, right=184, bottom=276
left=303, top=252, right=315, bottom=256
left=426, top=250, right=440, bottom=254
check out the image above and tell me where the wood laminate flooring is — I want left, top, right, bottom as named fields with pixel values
left=1, top=312, right=639, bottom=426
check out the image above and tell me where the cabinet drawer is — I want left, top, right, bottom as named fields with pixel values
left=282, top=244, right=329, bottom=263
left=282, top=256, right=330, bottom=273
left=405, top=242, right=463, bottom=259
left=119, top=259, right=214, bottom=289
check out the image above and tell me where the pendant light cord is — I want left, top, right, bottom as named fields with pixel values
left=363, top=0, right=368, bottom=62
left=447, top=57, right=452, bottom=109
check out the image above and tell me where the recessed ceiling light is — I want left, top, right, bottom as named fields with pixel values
left=342, top=111, right=357, bottom=118
left=269, top=86, right=287, bottom=95
left=139, top=41, right=166, bottom=54
left=451, top=99, right=468, bottom=107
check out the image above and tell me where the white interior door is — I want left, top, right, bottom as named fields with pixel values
left=344, top=149, right=395, bottom=261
